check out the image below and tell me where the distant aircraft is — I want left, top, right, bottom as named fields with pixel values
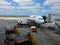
left=17, top=19, right=28, bottom=25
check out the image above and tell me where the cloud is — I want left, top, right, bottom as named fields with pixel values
left=0, top=0, right=46, bottom=15
left=0, top=0, right=42, bottom=15
left=16, top=3, right=40, bottom=10
left=0, top=0, right=11, bottom=6
left=0, top=0, right=15, bottom=11
left=13, top=0, right=34, bottom=6
left=13, top=0, right=41, bottom=10
left=13, top=0, right=42, bottom=15
left=51, top=6, right=60, bottom=10
left=43, top=0, right=60, bottom=14
left=44, top=0, right=60, bottom=5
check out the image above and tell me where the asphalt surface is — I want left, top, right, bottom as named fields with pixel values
left=0, top=20, right=56, bottom=45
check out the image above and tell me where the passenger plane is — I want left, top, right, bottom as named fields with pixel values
left=17, top=15, right=44, bottom=27
left=29, top=15, right=44, bottom=24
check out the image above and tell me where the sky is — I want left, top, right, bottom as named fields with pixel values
left=0, top=0, right=60, bottom=16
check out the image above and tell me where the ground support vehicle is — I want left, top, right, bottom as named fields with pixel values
left=5, top=26, right=37, bottom=45
left=31, top=26, right=37, bottom=32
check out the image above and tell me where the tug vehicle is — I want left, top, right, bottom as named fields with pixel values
left=31, top=26, right=37, bottom=32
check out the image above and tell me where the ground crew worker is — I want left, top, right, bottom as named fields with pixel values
left=14, top=26, right=20, bottom=35
left=31, top=35, right=37, bottom=45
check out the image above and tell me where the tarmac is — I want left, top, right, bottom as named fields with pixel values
left=0, top=19, right=59, bottom=45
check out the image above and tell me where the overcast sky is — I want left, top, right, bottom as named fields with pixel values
left=0, top=0, right=60, bottom=16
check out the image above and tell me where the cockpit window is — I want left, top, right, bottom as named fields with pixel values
left=33, top=16, right=36, bottom=18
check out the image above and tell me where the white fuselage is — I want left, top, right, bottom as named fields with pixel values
left=30, top=15, right=44, bottom=24
left=17, top=15, right=44, bottom=25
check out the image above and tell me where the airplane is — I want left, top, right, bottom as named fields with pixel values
left=17, top=19, right=28, bottom=25
left=29, top=15, right=44, bottom=27
left=29, top=15, right=44, bottom=24
left=17, top=15, right=44, bottom=27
